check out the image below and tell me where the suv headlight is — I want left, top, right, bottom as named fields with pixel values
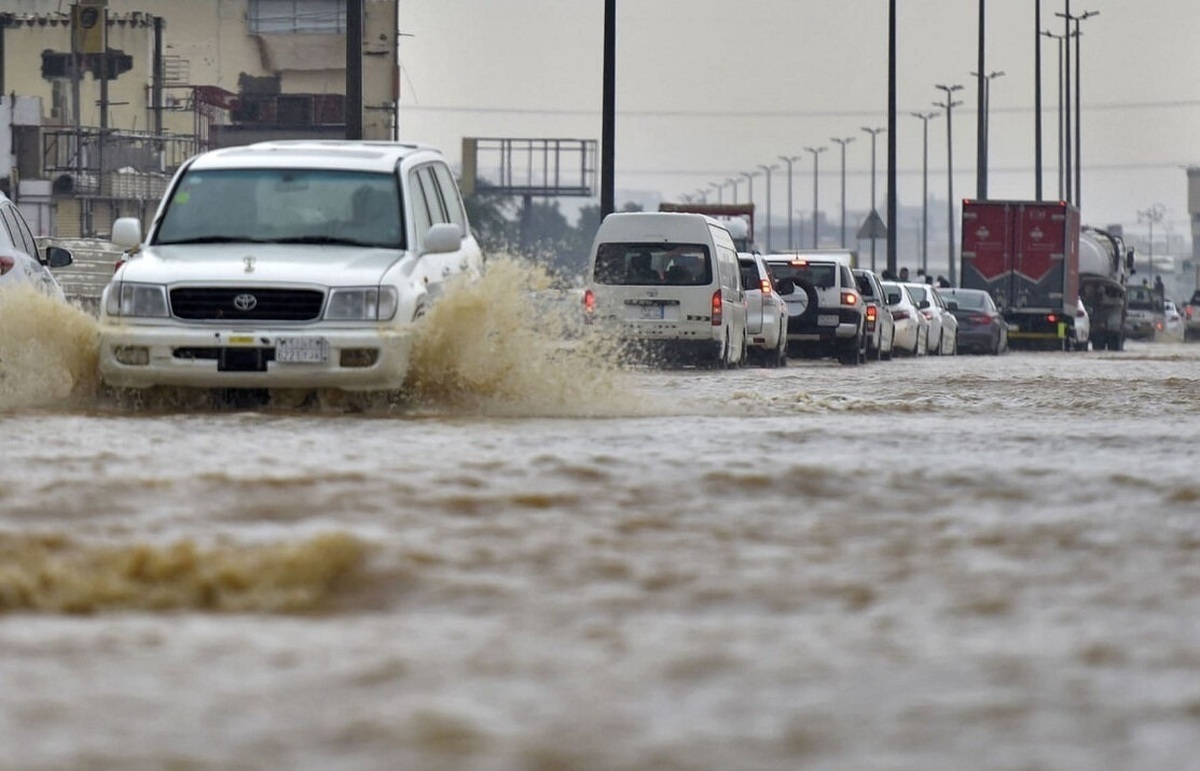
left=325, top=287, right=399, bottom=321
left=106, top=281, right=169, bottom=318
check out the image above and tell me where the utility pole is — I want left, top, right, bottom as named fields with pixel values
left=600, top=0, right=616, bottom=216
left=976, top=0, right=986, bottom=199
left=935, top=83, right=964, bottom=285
left=758, top=163, right=779, bottom=252
left=861, top=126, right=885, bottom=270
left=804, top=147, right=826, bottom=249
left=912, top=111, right=939, bottom=275
left=1034, top=0, right=1043, bottom=200
left=830, top=137, right=855, bottom=248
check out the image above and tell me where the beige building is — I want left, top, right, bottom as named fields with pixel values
left=0, top=0, right=398, bottom=237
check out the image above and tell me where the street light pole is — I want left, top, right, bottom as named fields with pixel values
left=861, top=127, right=885, bottom=270
left=726, top=178, right=740, bottom=204
left=741, top=170, right=760, bottom=215
left=970, top=69, right=1005, bottom=199
left=830, top=136, right=855, bottom=248
left=911, top=111, right=939, bottom=275
left=804, top=147, right=826, bottom=249
left=758, top=163, right=779, bottom=252
left=935, top=83, right=964, bottom=285
left=1042, top=29, right=1069, bottom=200
left=1068, top=10, right=1098, bottom=208
left=710, top=182, right=723, bottom=204
left=779, top=155, right=802, bottom=250
left=1139, top=203, right=1165, bottom=283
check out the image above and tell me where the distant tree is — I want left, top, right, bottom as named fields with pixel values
left=460, top=184, right=518, bottom=254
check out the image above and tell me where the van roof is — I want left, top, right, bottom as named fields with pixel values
left=600, top=211, right=731, bottom=231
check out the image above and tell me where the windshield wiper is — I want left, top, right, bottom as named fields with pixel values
left=156, top=235, right=266, bottom=245
left=272, top=235, right=385, bottom=247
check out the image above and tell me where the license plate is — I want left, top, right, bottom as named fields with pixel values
left=636, top=304, right=665, bottom=320
left=276, top=337, right=329, bottom=363
left=818, top=314, right=840, bottom=326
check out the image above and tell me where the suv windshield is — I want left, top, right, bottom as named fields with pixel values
left=155, top=168, right=404, bottom=249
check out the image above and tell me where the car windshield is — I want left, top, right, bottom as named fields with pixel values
left=945, top=291, right=988, bottom=310
left=155, top=168, right=405, bottom=249
left=593, top=243, right=712, bottom=286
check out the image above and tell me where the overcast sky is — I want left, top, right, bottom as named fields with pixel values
left=398, top=1, right=1200, bottom=257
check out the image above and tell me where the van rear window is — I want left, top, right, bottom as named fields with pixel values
left=594, top=243, right=712, bottom=286
left=767, top=262, right=837, bottom=289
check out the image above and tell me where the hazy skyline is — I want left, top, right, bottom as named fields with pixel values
left=398, top=1, right=1200, bottom=261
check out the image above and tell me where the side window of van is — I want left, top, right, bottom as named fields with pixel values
left=430, top=162, right=468, bottom=235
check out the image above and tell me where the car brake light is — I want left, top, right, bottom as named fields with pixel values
left=760, top=277, right=772, bottom=295
left=0, top=256, right=13, bottom=275
left=1156, top=321, right=1164, bottom=331
left=583, top=288, right=595, bottom=324
left=921, top=309, right=934, bottom=320
left=841, top=291, right=859, bottom=306
left=711, top=289, right=723, bottom=326
left=1187, top=307, right=1194, bottom=320
left=1046, top=313, right=1058, bottom=323
left=866, top=305, right=877, bottom=321
left=969, top=313, right=991, bottom=326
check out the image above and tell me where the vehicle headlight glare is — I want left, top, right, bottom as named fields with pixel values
left=326, top=287, right=398, bottom=321
left=107, top=282, right=169, bottom=318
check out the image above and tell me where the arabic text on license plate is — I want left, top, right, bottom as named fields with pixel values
left=818, top=314, right=840, bottom=326
left=637, top=304, right=664, bottom=320
left=276, top=337, right=329, bottom=363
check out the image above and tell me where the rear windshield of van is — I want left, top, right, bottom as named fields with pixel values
left=594, top=243, right=712, bottom=286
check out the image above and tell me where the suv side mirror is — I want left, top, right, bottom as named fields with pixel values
left=44, top=245, right=74, bottom=269
left=112, top=217, right=143, bottom=249
left=422, top=222, right=463, bottom=255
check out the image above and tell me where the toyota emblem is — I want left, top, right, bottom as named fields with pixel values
left=233, top=293, right=258, bottom=312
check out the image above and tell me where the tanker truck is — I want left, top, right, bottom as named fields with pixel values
left=1078, top=226, right=1134, bottom=351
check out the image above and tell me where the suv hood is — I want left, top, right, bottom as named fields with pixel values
left=119, top=243, right=407, bottom=287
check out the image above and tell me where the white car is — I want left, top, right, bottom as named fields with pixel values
left=881, top=280, right=928, bottom=356
left=904, top=282, right=957, bottom=355
left=99, top=140, right=483, bottom=394
left=739, top=253, right=788, bottom=367
left=1160, top=299, right=1185, bottom=342
left=0, top=191, right=73, bottom=301
left=1072, top=296, right=1092, bottom=350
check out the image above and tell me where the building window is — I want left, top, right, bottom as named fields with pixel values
left=247, top=0, right=346, bottom=34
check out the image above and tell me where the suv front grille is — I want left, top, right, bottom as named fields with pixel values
left=170, top=287, right=325, bottom=321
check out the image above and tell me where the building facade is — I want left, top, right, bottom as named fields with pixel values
left=1, top=0, right=398, bottom=237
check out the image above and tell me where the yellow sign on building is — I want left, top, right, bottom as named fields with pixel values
left=72, top=0, right=108, bottom=55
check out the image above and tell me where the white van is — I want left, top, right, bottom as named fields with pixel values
left=583, top=212, right=748, bottom=367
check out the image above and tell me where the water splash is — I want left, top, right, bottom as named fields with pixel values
left=0, top=289, right=100, bottom=411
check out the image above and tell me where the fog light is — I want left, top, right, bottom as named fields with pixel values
left=339, top=348, right=379, bottom=368
left=113, top=345, right=150, bottom=366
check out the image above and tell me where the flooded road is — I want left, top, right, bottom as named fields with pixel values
left=2, top=273, right=1200, bottom=771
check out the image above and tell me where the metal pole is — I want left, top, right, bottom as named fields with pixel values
left=1073, top=12, right=1098, bottom=209
left=742, top=171, right=759, bottom=215
left=936, top=84, right=964, bottom=284
left=758, top=164, right=778, bottom=252
left=600, top=0, right=616, bottom=216
left=861, top=127, right=885, bottom=271
left=887, top=0, right=898, bottom=276
left=830, top=137, right=854, bottom=248
left=1061, top=0, right=1072, bottom=204
left=1034, top=0, right=1043, bottom=200
left=976, top=0, right=987, bottom=199
left=912, top=112, right=938, bottom=275
left=780, top=155, right=801, bottom=250
left=804, top=147, right=826, bottom=249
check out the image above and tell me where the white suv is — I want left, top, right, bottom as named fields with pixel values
left=100, top=140, right=482, bottom=393
left=0, top=190, right=73, bottom=300
left=764, top=256, right=866, bottom=365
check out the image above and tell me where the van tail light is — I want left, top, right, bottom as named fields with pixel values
left=583, top=288, right=595, bottom=324
left=866, top=305, right=878, bottom=322
left=0, top=256, right=13, bottom=275
left=841, top=291, right=859, bottom=307
left=711, top=290, right=723, bottom=326
left=760, top=277, right=772, bottom=295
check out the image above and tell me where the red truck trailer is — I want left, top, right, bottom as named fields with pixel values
left=960, top=199, right=1082, bottom=349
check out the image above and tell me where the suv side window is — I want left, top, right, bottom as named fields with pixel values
left=407, top=167, right=435, bottom=251
left=430, top=162, right=468, bottom=235
left=839, top=265, right=855, bottom=290
left=0, top=203, right=38, bottom=259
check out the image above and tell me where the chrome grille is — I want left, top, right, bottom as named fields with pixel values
left=170, top=287, right=324, bottom=321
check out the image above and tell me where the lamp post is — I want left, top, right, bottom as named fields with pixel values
left=970, top=70, right=1005, bottom=199
left=757, top=164, right=779, bottom=252
left=726, top=177, right=740, bottom=204
left=710, top=182, right=723, bottom=204
left=830, top=136, right=855, bottom=247
left=1139, top=203, right=1166, bottom=283
left=934, top=84, right=963, bottom=285
left=911, top=111, right=939, bottom=276
left=779, top=155, right=802, bottom=249
left=1041, top=29, right=1070, bottom=200
left=741, top=170, right=760, bottom=215
left=861, top=127, right=885, bottom=270
left=804, top=147, right=826, bottom=249
left=1061, top=9, right=1098, bottom=208
left=695, top=188, right=709, bottom=204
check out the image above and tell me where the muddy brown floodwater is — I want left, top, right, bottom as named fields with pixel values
left=2, top=265, right=1199, bottom=771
